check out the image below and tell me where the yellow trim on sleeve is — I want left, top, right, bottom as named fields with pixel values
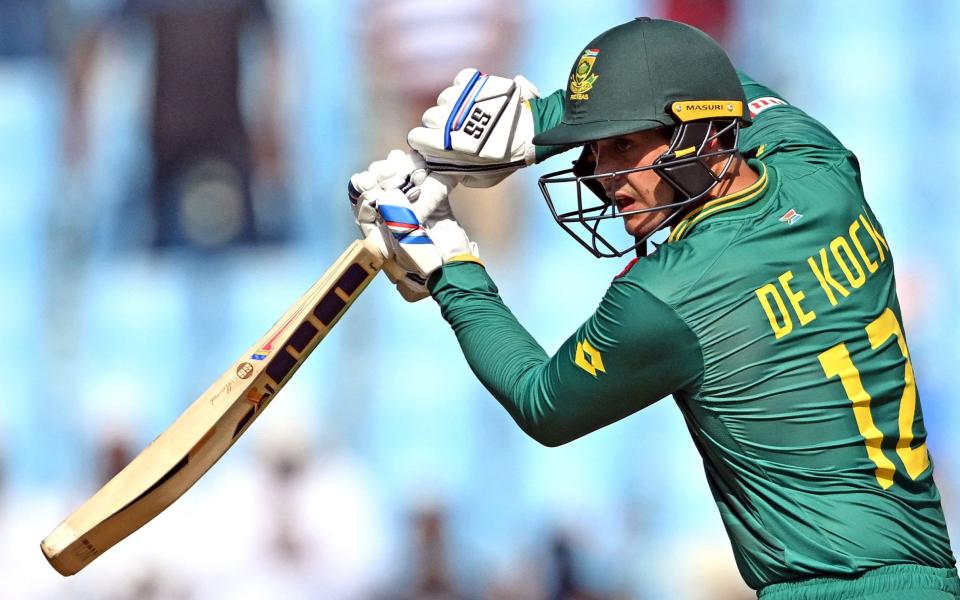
left=444, top=254, right=484, bottom=267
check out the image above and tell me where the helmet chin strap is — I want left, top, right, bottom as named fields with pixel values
left=634, top=237, right=647, bottom=257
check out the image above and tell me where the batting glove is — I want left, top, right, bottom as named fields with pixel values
left=348, top=150, right=468, bottom=301
left=376, top=190, right=480, bottom=288
left=407, top=68, right=539, bottom=189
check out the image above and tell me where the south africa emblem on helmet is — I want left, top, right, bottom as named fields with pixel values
left=569, top=48, right=600, bottom=100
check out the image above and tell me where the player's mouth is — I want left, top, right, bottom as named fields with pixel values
left=613, top=194, right=638, bottom=214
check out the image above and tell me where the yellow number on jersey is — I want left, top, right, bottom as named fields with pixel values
left=817, top=308, right=929, bottom=489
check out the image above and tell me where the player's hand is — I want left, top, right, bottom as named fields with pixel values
left=348, top=150, right=462, bottom=301
left=407, top=68, right=539, bottom=189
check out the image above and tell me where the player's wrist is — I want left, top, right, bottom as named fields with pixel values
left=427, top=259, right=491, bottom=298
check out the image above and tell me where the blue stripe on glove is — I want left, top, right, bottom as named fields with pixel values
left=444, top=70, right=486, bottom=151
left=377, top=204, right=419, bottom=225
left=377, top=204, right=434, bottom=244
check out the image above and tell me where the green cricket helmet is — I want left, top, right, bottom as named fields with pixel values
left=534, top=17, right=750, bottom=258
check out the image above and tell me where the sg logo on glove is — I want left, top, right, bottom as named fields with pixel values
left=463, top=107, right=492, bottom=139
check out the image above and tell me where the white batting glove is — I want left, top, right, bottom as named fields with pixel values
left=407, top=68, right=539, bottom=188
left=376, top=191, right=480, bottom=287
left=348, top=150, right=465, bottom=301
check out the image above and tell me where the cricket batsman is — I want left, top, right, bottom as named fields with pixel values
left=349, top=18, right=960, bottom=598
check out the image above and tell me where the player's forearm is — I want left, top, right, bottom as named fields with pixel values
left=430, top=263, right=621, bottom=447
left=430, top=263, right=700, bottom=447
left=428, top=262, right=574, bottom=445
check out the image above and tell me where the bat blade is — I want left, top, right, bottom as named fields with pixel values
left=41, top=238, right=387, bottom=576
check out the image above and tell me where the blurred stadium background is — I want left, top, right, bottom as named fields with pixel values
left=1, top=0, right=957, bottom=598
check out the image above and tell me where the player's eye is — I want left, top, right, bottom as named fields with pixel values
left=614, top=139, right=632, bottom=153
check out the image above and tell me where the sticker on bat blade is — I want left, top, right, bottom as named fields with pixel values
left=236, top=362, right=254, bottom=379
left=251, top=307, right=310, bottom=360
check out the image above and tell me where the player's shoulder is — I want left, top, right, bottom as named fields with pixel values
left=738, top=72, right=861, bottom=177
left=754, top=139, right=862, bottom=186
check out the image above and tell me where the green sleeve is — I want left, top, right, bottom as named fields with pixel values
left=529, top=89, right=572, bottom=162
left=428, top=262, right=703, bottom=446
left=737, top=72, right=852, bottom=167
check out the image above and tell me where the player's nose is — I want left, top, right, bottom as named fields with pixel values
left=600, top=174, right=623, bottom=202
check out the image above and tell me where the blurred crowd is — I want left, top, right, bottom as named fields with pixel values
left=1, top=0, right=958, bottom=598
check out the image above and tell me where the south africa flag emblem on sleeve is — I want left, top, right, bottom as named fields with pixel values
left=779, top=209, right=803, bottom=225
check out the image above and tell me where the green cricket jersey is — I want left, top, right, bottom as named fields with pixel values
left=428, top=73, right=956, bottom=590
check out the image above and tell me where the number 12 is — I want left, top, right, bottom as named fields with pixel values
left=817, top=308, right=929, bottom=489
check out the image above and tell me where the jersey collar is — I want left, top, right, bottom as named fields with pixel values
left=667, top=159, right=770, bottom=243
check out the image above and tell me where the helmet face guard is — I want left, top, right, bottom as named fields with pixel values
left=537, top=118, right=741, bottom=258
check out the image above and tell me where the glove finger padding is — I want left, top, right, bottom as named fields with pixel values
left=348, top=172, right=390, bottom=258
left=453, top=67, right=480, bottom=86
left=368, top=149, right=428, bottom=196
left=421, top=106, right=451, bottom=130
left=413, top=173, right=458, bottom=224
left=348, top=171, right=381, bottom=232
left=512, top=75, right=540, bottom=101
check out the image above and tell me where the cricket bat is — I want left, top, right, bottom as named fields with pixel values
left=41, top=236, right=395, bottom=576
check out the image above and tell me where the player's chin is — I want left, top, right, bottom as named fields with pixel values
left=622, top=214, right=659, bottom=238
